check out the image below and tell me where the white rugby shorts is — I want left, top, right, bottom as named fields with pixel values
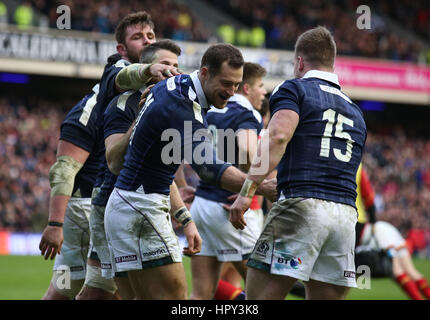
left=88, top=202, right=115, bottom=279
left=104, top=187, right=182, bottom=274
left=190, top=195, right=263, bottom=261
left=248, top=197, right=358, bottom=288
left=53, top=197, right=91, bottom=280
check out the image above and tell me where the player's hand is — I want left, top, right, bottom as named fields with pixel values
left=39, top=226, right=64, bottom=260
left=149, top=64, right=182, bottom=83
left=257, top=178, right=277, bottom=202
left=229, top=195, right=253, bottom=230
left=138, top=84, right=155, bottom=110
left=221, top=194, right=238, bottom=211
left=182, top=221, right=202, bottom=256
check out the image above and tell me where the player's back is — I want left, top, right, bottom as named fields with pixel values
left=271, top=74, right=367, bottom=207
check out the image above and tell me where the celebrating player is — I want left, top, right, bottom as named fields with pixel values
left=230, top=26, right=367, bottom=300
left=190, top=62, right=267, bottom=299
left=104, top=43, right=277, bottom=299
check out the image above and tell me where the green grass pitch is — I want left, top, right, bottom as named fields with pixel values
left=0, top=255, right=429, bottom=300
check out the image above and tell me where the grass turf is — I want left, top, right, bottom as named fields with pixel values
left=0, top=255, right=429, bottom=300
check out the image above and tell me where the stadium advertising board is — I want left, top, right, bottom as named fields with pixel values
left=0, top=27, right=429, bottom=104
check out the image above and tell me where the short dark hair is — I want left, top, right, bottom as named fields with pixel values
left=294, top=26, right=337, bottom=69
left=238, top=62, right=266, bottom=91
left=115, top=11, right=155, bottom=45
left=200, top=43, right=244, bottom=75
left=140, top=39, right=182, bottom=64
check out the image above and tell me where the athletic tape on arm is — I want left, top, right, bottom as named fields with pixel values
left=49, top=155, right=83, bottom=196
left=115, top=63, right=151, bottom=91
left=173, top=206, right=193, bottom=227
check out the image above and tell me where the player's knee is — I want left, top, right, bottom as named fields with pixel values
left=49, top=273, right=84, bottom=300
left=83, top=264, right=117, bottom=296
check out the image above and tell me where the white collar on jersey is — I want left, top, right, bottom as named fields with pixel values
left=190, top=70, right=209, bottom=109
left=303, top=70, right=340, bottom=87
left=228, top=93, right=254, bottom=111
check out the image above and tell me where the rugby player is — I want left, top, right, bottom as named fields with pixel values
left=86, top=39, right=184, bottom=299
left=189, top=62, right=267, bottom=299
left=39, top=11, right=178, bottom=300
left=230, top=26, right=367, bottom=300
left=104, top=43, right=277, bottom=299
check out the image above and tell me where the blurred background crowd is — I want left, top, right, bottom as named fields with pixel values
left=1, top=0, right=429, bottom=64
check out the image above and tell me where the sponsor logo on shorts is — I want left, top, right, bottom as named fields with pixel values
left=142, top=249, right=167, bottom=257
left=276, top=257, right=302, bottom=269
left=256, top=241, right=270, bottom=256
left=217, top=249, right=238, bottom=255
left=115, top=255, right=138, bottom=263
left=344, top=271, right=356, bottom=278
left=101, top=263, right=112, bottom=270
left=69, top=266, right=84, bottom=272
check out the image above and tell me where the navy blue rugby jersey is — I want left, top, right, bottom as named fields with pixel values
left=60, top=85, right=103, bottom=198
left=270, top=70, right=367, bottom=208
left=59, top=54, right=127, bottom=197
left=93, top=56, right=130, bottom=188
left=115, top=71, right=231, bottom=195
left=92, top=89, right=141, bottom=206
left=195, top=93, right=263, bottom=203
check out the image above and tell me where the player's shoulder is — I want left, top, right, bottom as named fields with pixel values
left=227, top=100, right=263, bottom=123
left=108, top=89, right=140, bottom=112
left=153, top=74, right=197, bottom=106
left=63, top=85, right=100, bottom=126
left=271, top=78, right=302, bottom=98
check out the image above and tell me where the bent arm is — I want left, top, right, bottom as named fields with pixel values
left=248, top=109, right=299, bottom=184
left=48, top=139, right=89, bottom=223
left=105, top=121, right=135, bottom=176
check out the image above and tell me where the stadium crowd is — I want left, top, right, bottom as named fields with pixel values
left=0, top=97, right=429, bottom=258
left=13, top=0, right=210, bottom=42
left=1, top=0, right=428, bottom=64
left=211, top=0, right=429, bottom=64
left=363, top=128, right=430, bottom=256
left=0, top=97, right=65, bottom=232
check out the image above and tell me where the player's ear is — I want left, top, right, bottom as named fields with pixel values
left=116, top=43, right=127, bottom=59
left=298, top=56, right=305, bottom=72
left=200, top=66, right=209, bottom=80
left=242, top=82, right=249, bottom=95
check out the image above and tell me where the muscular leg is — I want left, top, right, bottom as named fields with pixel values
left=246, top=266, right=296, bottom=300
left=42, top=278, right=84, bottom=300
left=231, top=260, right=248, bottom=280
left=190, top=256, right=222, bottom=300
left=221, top=262, right=242, bottom=288
left=76, top=258, right=118, bottom=300
left=114, top=274, right=135, bottom=300
left=398, top=253, right=424, bottom=281
left=392, top=256, right=404, bottom=277
left=128, top=262, right=188, bottom=300
left=304, top=279, right=349, bottom=300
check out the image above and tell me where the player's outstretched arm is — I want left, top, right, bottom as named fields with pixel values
left=115, top=63, right=181, bottom=93
left=39, top=140, right=89, bottom=260
left=169, top=182, right=202, bottom=256
left=229, top=109, right=299, bottom=230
